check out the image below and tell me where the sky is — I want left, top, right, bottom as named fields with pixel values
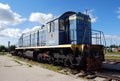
left=0, top=0, right=120, bottom=46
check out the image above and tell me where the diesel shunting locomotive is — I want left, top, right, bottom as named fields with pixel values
left=14, top=11, right=105, bottom=71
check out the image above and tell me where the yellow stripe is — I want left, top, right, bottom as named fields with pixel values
left=69, top=16, right=84, bottom=20
left=88, top=19, right=91, bottom=22
left=69, top=16, right=91, bottom=23
left=16, top=44, right=73, bottom=49
left=16, top=44, right=86, bottom=53
left=69, top=16, right=76, bottom=20
left=77, top=16, right=84, bottom=20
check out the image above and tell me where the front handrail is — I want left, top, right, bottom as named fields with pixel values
left=92, top=29, right=106, bottom=46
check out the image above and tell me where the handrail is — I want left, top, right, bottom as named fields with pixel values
left=92, top=29, right=106, bottom=46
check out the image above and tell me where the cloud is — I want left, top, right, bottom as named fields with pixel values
left=29, top=12, right=53, bottom=24
left=117, top=16, right=120, bottom=19
left=104, top=34, right=120, bottom=46
left=117, top=7, right=120, bottom=19
left=22, top=26, right=41, bottom=34
left=0, top=37, right=18, bottom=46
left=0, top=3, right=10, bottom=9
left=117, top=7, right=120, bottom=13
left=0, top=25, right=42, bottom=38
left=0, top=28, right=21, bottom=38
left=84, top=9, right=98, bottom=23
left=92, top=34, right=120, bottom=45
left=0, top=24, right=6, bottom=31
left=0, top=3, right=27, bottom=38
left=105, top=35, right=120, bottom=40
left=0, top=3, right=26, bottom=25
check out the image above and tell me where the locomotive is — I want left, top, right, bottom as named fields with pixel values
left=14, top=11, right=105, bottom=71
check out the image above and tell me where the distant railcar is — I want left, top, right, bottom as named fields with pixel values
left=14, top=11, right=105, bottom=71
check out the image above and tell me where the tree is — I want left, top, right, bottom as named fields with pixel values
left=110, top=44, right=118, bottom=48
left=9, top=45, right=16, bottom=51
left=0, top=45, right=7, bottom=52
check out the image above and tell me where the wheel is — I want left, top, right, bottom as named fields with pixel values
left=37, top=54, right=43, bottom=62
left=64, top=54, right=73, bottom=67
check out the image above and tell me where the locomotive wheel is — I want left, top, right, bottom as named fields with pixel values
left=64, top=54, right=73, bottom=67
left=49, top=56, right=54, bottom=64
left=37, top=54, right=43, bottom=62
left=18, top=51, right=22, bottom=57
left=64, top=58, right=71, bottom=67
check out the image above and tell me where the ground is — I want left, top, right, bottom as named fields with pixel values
left=0, top=55, right=87, bottom=81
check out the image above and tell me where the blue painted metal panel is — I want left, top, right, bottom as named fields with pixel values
left=58, top=12, right=91, bottom=45
left=22, top=34, right=31, bottom=47
left=31, top=32, right=38, bottom=46
left=46, top=19, right=59, bottom=46
left=69, top=14, right=77, bottom=44
left=39, top=27, right=46, bottom=46
left=76, top=12, right=91, bottom=44
left=18, top=11, right=92, bottom=47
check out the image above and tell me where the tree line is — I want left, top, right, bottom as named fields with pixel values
left=106, top=44, right=120, bottom=48
left=0, top=45, right=16, bottom=52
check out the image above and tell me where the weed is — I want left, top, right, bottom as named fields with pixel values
left=14, top=60, right=23, bottom=65
left=27, top=64, right=32, bottom=67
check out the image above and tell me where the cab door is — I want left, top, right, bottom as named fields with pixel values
left=69, top=15, right=77, bottom=44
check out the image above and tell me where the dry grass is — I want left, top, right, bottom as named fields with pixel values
left=105, top=55, right=120, bottom=60
left=10, top=55, right=65, bottom=72
left=0, top=52, right=8, bottom=55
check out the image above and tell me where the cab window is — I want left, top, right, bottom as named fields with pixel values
left=60, top=19, right=65, bottom=31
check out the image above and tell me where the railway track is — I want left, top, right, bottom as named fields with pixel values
left=105, top=59, right=120, bottom=62
left=93, top=60, right=120, bottom=81
left=100, top=60, right=120, bottom=80
left=95, top=73, right=120, bottom=81
left=75, top=60, right=120, bottom=81
left=103, top=60, right=120, bottom=71
left=75, top=69, right=120, bottom=81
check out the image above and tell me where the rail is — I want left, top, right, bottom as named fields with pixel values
left=95, top=73, right=120, bottom=81
left=92, top=29, right=106, bottom=46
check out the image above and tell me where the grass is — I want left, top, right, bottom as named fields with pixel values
left=105, top=55, right=120, bottom=60
left=11, top=55, right=64, bottom=71
left=0, top=52, right=8, bottom=55
left=27, top=64, right=32, bottom=67
left=105, top=51, right=120, bottom=60
left=10, top=55, right=76, bottom=75
left=105, top=51, right=120, bottom=54
left=14, top=59, right=23, bottom=65
left=41, top=63, right=63, bottom=72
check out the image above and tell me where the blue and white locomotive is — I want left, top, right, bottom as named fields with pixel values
left=15, top=11, right=105, bottom=71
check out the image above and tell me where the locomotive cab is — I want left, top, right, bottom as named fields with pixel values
left=59, top=12, right=91, bottom=45
left=59, top=12, right=105, bottom=71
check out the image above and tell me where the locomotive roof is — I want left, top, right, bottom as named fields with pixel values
left=47, top=11, right=76, bottom=23
left=59, top=11, right=76, bottom=19
left=46, top=11, right=90, bottom=23
left=21, top=11, right=90, bottom=37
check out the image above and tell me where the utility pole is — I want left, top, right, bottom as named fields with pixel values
left=8, top=41, right=10, bottom=52
left=86, top=9, right=88, bottom=15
